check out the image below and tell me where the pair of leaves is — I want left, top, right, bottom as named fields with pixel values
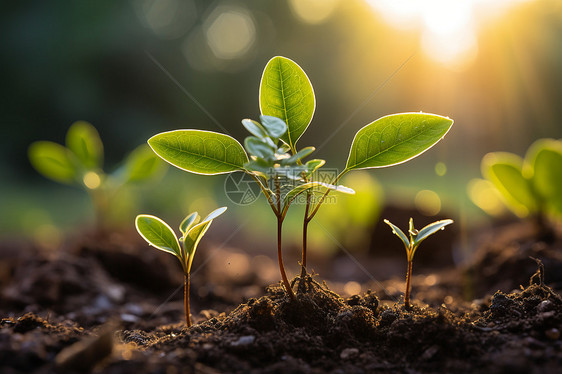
left=482, top=139, right=562, bottom=217
left=135, top=207, right=227, bottom=274
left=384, top=218, right=453, bottom=261
left=28, top=121, right=103, bottom=185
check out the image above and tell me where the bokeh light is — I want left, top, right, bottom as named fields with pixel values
left=288, top=0, right=339, bottom=24
left=204, top=5, right=256, bottom=60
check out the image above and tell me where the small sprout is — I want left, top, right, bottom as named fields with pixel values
left=135, top=207, right=227, bottom=327
left=384, top=217, right=453, bottom=310
left=477, top=138, right=562, bottom=238
left=28, top=121, right=167, bottom=228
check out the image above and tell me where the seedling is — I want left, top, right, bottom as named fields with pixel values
left=384, top=218, right=453, bottom=310
left=146, top=56, right=454, bottom=299
left=28, top=121, right=167, bottom=228
left=135, top=207, right=227, bottom=327
left=478, top=138, right=562, bottom=237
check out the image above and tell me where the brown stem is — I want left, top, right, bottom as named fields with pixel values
left=275, top=178, right=295, bottom=301
left=404, top=260, right=413, bottom=311
left=184, top=273, right=192, bottom=327
left=301, top=191, right=312, bottom=278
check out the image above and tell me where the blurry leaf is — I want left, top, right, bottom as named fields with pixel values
left=280, top=146, right=315, bottom=165
left=305, top=159, right=325, bottom=177
left=66, top=121, right=103, bottom=169
left=383, top=219, right=410, bottom=251
left=201, top=206, right=228, bottom=222
left=526, top=139, right=562, bottom=214
left=482, top=152, right=537, bottom=217
left=244, top=137, right=276, bottom=161
left=245, top=158, right=272, bottom=177
left=179, top=212, right=200, bottom=235
left=148, top=130, right=249, bottom=175
left=259, top=56, right=315, bottom=151
left=122, top=144, right=167, bottom=183
left=241, top=119, right=268, bottom=139
left=259, top=115, right=288, bottom=139
left=345, top=113, right=453, bottom=171
left=28, top=141, right=79, bottom=184
left=135, top=215, right=181, bottom=258
left=282, top=181, right=355, bottom=208
left=412, top=219, right=453, bottom=251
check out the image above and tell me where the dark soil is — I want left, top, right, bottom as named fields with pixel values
left=1, top=221, right=562, bottom=373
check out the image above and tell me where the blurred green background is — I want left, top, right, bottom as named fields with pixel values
left=1, top=0, right=561, bottom=257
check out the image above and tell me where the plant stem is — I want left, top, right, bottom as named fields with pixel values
left=307, top=169, right=348, bottom=221
left=184, top=273, right=192, bottom=327
left=275, top=178, right=295, bottom=301
left=404, top=260, right=413, bottom=311
left=301, top=190, right=312, bottom=278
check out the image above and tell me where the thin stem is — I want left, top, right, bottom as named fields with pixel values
left=404, top=260, right=413, bottom=311
left=275, top=178, right=295, bottom=301
left=300, top=190, right=312, bottom=277
left=307, top=169, right=348, bottom=221
left=249, top=173, right=278, bottom=215
left=184, top=273, right=192, bottom=327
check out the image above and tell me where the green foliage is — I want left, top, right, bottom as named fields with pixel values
left=135, top=207, right=226, bottom=274
left=345, top=113, right=454, bottom=171
left=28, top=121, right=167, bottom=227
left=148, top=130, right=248, bottom=175
left=259, top=56, right=316, bottom=153
left=480, top=138, right=562, bottom=219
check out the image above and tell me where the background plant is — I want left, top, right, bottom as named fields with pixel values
left=28, top=121, right=167, bottom=229
left=135, top=207, right=227, bottom=327
left=147, top=56, right=453, bottom=299
left=472, top=138, right=562, bottom=237
left=384, top=218, right=453, bottom=310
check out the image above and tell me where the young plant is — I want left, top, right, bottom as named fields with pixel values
left=28, top=121, right=167, bottom=228
left=384, top=218, right=453, bottom=310
left=477, top=138, right=562, bottom=237
left=146, top=56, right=454, bottom=299
left=135, top=207, right=227, bottom=327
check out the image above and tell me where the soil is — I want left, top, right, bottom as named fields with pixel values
left=1, top=220, right=562, bottom=373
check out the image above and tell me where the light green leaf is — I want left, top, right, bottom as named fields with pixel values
left=241, top=119, right=268, bottom=139
left=412, top=219, right=453, bottom=250
left=281, top=146, right=315, bottom=166
left=135, top=215, right=181, bottom=259
left=148, top=130, right=249, bottom=175
left=304, top=159, right=325, bottom=177
left=482, top=152, right=537, bottom=217
left=244, top=137, right=276, bottom=161
left=526, top=139, right=562, bottom=214
left=182, top=207, right=227, bottom=273
left=180, top=212, right=200, bottom=235
left=122, top=144, right=167, bottom=183
left=259, top=56, right=316, bottom=151
left=383, top=219, right=410, bottom=252
left=66, top=121, right=103, bottom=169
left=260, top=115, right=288, bottom=139
left=345, top=113, right=453, bottom=171
left=282, top=181, right=355, bottom=208
left=28, top=141, right=79, bottom=185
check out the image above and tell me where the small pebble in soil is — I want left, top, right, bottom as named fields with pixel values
left=537, top=300, right=554, bottom=313
left=230, top=335, right=255, bottom=347
left=545, top=328, right=560, bottom=341
left=340, top=348, right=359, bottom=360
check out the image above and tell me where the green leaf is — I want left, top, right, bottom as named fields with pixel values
left=182, top=207, right=227, bottom=273
left=244, top=158, right=272, bottom=177
left=180, top=212, right=200, bottom=235
left=482, top=152, right=537, bottom=217
left=280, top=146, right=315, bottom=166
left=526, top=139, right=562, bottom=214
left=135, top=215, right=181, bottom=259
left=28, top=141, right=79, bottom=185
left=148, top=130, right=249, bottom=175
left=241, top=119, right=268, bottom=139
left=345, top=113, right=453, bottom=171
left=122, top=144, right=167, bottom=183
left=244, top=137, right=276, bottom=161
left=260, top=115, right=288, bottom=139
left=65, top=121, right=103, bottom=169
left=259, top=56, right=316, bottom=151
left=304, top=159, right=325, bottom=177
left=282, top=181, right=355, bottom=208
left=412, top=219, right=453, bottom=249
left=383, top=219, right=410, bottom=252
